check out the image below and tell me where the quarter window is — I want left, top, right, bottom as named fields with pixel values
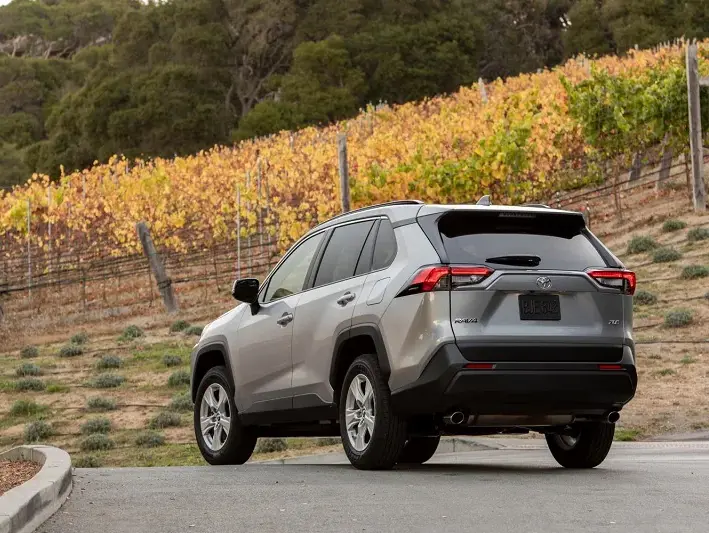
left=371, top=219, right=397, bottom=270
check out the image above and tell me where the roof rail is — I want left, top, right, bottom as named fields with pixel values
left=522, top=203, right=551, bottom=209
left=320, top=200, right=424, bottom=226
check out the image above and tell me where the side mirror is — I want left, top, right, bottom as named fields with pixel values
left=231, top=278, right=260, bottom=304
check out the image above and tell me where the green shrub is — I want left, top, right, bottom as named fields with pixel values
left=24, top=421, right=52, bottom=443
left=16, top=363, right=42, bottom=377
left=162, top=354, right=182, bottom=367
left=74, top=455, right=102, bottom=468
left=652, top=247, right=682, bottom=263
left=653, top=368, right=676, bottom=377
left=169, top=392, right=193, bottom=412
left=627, top=235, right=658, bottom=254
left=681, top=265, right=709, bottom=280
left=118, top=325, right=144, bottom=341
left=148, top=411, right=182, bottom=429
left=10, top=399, right=45, bottom=417
left=169, top=320, right=191, bottom=333
left=15, top=378, right=45, bottom=391
left=634, top=291, right=657, bottom=306
left=80, top=433, right=114, bottom=452
left=615, top=428, right=642, bottom=442
left=687, top=227, right=709, bottom=242
left=664, top=309, right=693, bottom=328
left=70, top=331, right=89, bottom=345
left=20, top=346, right=39, bottom=359
left=168, top=370, right=190, bottom=387
left=96, top=355, right=122, bottom=370
left=662, top=219, right=687, bottom=233
left=81, top=417, right=112, bottom=435
left=183, top=326, right=203, bottom=337
left=59, top=344, right=83, bottom=358
left=255, top=438, right=288, bottom=454
left=88, top=374, right=125, bottom=389
left=87, top=397, right=117, bottom=412
left=135, top=431, right=165, bottom=448
left=46, top=383, right=69, bottom=393
left=680, top=355, right=696, bottom=365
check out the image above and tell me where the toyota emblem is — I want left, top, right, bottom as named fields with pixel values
left=536, top=276, right=552, bottom=290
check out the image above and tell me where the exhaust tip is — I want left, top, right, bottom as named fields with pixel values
left=444, top=411, right=465, bottom=425
left=607, top=411, right=620, bottom=424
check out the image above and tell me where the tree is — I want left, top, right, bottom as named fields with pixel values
left=235, top=35, right=366, bottom=139
left=563, top=0, right=615, bottom=58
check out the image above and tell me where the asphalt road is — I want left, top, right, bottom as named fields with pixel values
left=39, top=439, right=709, bottom=533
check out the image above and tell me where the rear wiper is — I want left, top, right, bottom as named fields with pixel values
left=485, top=255, right=541, bottom=267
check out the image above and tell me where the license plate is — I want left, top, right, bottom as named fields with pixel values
left=518, top=294, right=561, bottom=321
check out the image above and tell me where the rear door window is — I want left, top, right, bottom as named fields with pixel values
left=437, top=211, right=607, bottom=270
left=314, top=221, right=375, bottom=288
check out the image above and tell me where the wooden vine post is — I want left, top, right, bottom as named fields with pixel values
left=136, top=222, right=178, bottom=313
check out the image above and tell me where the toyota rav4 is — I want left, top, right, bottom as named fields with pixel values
left=190, top=200, right=637, bottom=470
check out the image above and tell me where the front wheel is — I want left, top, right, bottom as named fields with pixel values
left=339, top=354, right=407, bottom=470
left=194, top=366, right=256, bottom=465
left=545, top=422, right=615, bottom=469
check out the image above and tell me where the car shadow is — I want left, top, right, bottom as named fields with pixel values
left=267, top=462, right=603, bottom=476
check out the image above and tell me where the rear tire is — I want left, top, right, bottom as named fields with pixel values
left=339, top=354, right=407, bottom=470
left=545, top=422, right=615, bottom=469
left=194, top=366, right=256, bottom=465
left=398, top=436, right=440, bottom=464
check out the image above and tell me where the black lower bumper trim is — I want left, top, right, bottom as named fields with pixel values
left=391, top=343, right=637, bottom=416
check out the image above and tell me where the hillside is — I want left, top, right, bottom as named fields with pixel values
left=2, top=0, right=709, bottom=188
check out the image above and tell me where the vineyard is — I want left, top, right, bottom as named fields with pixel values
left=0, top=41, right=708, bottom=339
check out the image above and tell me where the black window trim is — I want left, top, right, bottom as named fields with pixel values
left=258, top=216, right=388, bottom=305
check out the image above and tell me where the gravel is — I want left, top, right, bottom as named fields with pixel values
left=0, top=460, right=41, bottom=496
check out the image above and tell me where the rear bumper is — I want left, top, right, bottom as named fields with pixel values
left=390, top=343, right=637, bottom=417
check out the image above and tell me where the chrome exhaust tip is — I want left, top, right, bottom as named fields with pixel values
left=443, top=412, right=465, bottom=425
left=607, top=411, right=620, bottom=424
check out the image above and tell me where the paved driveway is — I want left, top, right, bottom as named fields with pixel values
left=40, top=440, right=709, bottom=533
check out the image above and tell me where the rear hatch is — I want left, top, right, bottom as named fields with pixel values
left=417, top=208, right=634, bottom=363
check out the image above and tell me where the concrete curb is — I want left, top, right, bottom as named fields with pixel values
left=0, top=446, right=72, bottom=533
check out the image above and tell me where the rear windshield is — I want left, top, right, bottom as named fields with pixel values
left=437, top=211, right=608, bottom=270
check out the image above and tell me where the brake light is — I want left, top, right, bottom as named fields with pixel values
left=396, top=265, right=494, bottom=297
left=598, top=364, right=623, bottom=371
left=587, top=269, right=636, bottom=295
left=464, top=363, right=495, bottom=370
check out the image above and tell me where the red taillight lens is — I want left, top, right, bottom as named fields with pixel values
left=396, top=265, right=494, bottom=297
left=464, top=363, right=495, bottom=370
left=587, top=269, right=636, bottom=295
left=598, top=364, right=623, bottom=371
left=409, top=266, right=451, bottom=293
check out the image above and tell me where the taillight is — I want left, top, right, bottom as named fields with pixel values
left=396, top=265, right=494, bottom=297
left=587, top=269, right=636, bottom=295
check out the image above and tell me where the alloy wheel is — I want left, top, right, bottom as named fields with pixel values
left=345, top=374, right=376, bottom=452
left=199, top=383, right=231, bottom=451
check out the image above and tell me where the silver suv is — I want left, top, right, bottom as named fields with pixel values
left=190, top=200, right=637, bottom=470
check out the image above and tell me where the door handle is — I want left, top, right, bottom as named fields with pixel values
left=336, top=292, right=356, bottom=306
left=276, top=312, right=293, bottom=326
